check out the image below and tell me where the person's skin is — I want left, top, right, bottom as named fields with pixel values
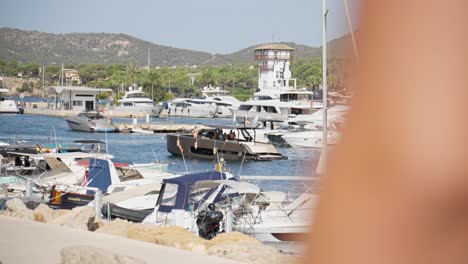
left=307, top=1, right=468, bottom=264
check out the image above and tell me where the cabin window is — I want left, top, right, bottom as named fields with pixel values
left=112, top=187, right=126, bottom=193
left=188, top=186, right=214, bottom=204
left=123, top=102, right=133, bottom=106
left=160, top=183, right=178, bottom=206
left=239, top=105, right=252, bottom=111
left=262, top=106, right=277, bottom=113
left=291, top=108, right=303, bottom=115
left=280, top=94, right=299, bottom=102
left=127, top=93, right=147, bottom=98
left=259, top=96, right=272, bottom=100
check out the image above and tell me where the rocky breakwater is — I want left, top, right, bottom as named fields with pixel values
left=0, top=198, right=299, bottom=264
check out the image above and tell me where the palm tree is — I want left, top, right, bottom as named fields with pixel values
left=146, top=70, right=161, bottom=101
left=125, top=63, right=138, bottom=86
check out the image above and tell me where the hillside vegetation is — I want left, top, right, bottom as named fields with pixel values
left=0, top=28, right=327, bottom=66
left=0, top=28, right=352, bottom=100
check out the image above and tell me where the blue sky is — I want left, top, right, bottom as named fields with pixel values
left=1, top=0, right=360, bottom=54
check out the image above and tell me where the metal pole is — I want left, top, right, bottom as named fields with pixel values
left=61, top=64, right=64, bottom=86
left=25, top=179, right=32, bottom=198
left=147, top=48, right=150, bottom=72
left=42, top=66, right=45, bottom=98
left=225, top=207, right=233, bottom=232
left=94, top=190, right=102, bottom=219
left=322, top=0, right=328, bottom=166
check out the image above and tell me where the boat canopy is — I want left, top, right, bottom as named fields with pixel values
left=192, top=180, right=260, bottom=195
left=157, top=171, right=228, bottom=213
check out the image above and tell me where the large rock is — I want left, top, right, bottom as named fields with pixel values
left=50, top=206, right=96, bottom=230
left=1, top=198, right=34, bottom=221
left=94, top=218, right=134, bottom=237
left=205, top=232, right=298, bottom=264
left=95, top=220, right=298, bottom=263
left=207, top=240, right=297, bottom=264
left=33, top=203, right=70, bottom=223
left=96, top=220, right=207, bottom=253
left=208, top=232, right=260, bottom=245
left=60, top=245, right=146, bottom=264
left=140, top=226, right=207, bottom=253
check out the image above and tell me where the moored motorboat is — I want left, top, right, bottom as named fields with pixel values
left=115, top=87, right=162, bottom=116
left=65, top=111, right=117, bottom=132
left=0, top=88, right=20, bottom=114
left=166, top=127, right=287, bottom=161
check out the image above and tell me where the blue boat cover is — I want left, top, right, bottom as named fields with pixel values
left=158, top=171, right=228, bottom=213
left=86, top=158, right=113, bottom=194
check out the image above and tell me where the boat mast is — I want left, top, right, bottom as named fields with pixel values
left=61, top=64, right=64, bottom=86
left=322, top=0, right=328, bottom=164
left=147, top=48, right=151, bottom=72
left=42, top=66, right=45, bottom=98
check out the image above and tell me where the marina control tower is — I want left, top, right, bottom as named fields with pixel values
left=254, top=44, right=296, bottom=91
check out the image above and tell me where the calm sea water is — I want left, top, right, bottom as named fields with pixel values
left=0, top=114, right=320, bottom=194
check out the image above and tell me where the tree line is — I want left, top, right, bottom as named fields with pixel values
left=0, top=58, right=346, bottom=101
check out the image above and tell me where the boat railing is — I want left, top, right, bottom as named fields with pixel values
left=234, top=110, right=289, bottom=122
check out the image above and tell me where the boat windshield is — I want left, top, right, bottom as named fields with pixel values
left=126, top=93, right=148, bottom=98
left=253, top=96, right=273, bottom=100
left=159, top=183, right=178, bottom=206
left=280, top=93, right=312, bottom=102
left=239, top=105, right=253, bottom=111
left=79, top=113, right=103, bottom=119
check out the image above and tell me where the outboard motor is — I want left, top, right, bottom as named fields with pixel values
left=196, top=203, right=223, bottom=240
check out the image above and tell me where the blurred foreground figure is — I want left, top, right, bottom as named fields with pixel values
left=307, top=1, right=468, bottom=264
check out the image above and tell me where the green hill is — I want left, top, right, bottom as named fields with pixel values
left=0, top=28, right=348, bottom=66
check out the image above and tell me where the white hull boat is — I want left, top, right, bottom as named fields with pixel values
left=0, top=88, right=20, bottom=114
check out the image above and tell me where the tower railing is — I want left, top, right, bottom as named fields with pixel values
left=255, top=54, right=293, bottom=60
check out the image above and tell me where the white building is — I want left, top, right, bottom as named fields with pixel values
left=48, top=86, right=112, bottom=111
left=254, top=44, right=296, bottom=91
left=64, top=69, right=81, bottom=85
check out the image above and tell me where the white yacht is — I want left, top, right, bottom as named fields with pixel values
left=0, top=88, right=20, bottom=114
left=115, top=87, right=162, bottom=116
left=233, top=87, right=320, bottom=124
left=264, top=105, right=348, bottom=147
left=232, top=44, right=323, bottom=124
left=169, top=87, right=240, bottom=118
left=281, top=129, right=340, bottom=148
left=202, top=87, right=241, bottom=107
left=65, top=111, right=117, bottom=133
left=169, top=98, right=219, bottom=118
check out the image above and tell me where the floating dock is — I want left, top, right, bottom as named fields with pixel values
left=115, top=123, right=212, bottom=133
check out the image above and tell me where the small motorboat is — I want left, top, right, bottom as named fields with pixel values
left=0, top=88, right=20, bottom=114
left=166, top=127, right=287, bottom=161
left=65, top=112, right=117, bottom=133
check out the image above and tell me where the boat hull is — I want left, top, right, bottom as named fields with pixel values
left=166, top=134, right=287, bottom=161
left=66, top=117, right=117, bottom=133
left=0, top=99, right=19, bottom=114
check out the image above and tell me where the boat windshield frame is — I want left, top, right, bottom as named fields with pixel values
left=237, top=127, right=256, bottom=142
